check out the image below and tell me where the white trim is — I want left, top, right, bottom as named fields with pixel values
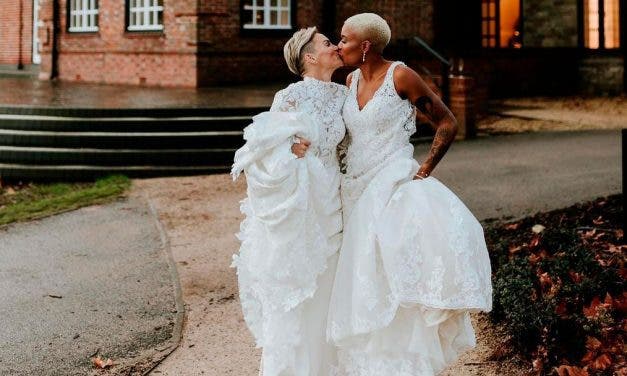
left=242, top=0, right=291, bottom=30
left=127, top=0, right=164, bottom=31
left=32, top=0, right=41, bottom=63
left=68, top=0, right=99, bottom=32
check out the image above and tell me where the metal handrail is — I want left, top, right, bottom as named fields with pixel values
left=413, top=36, right=451, bottom=67
left=412, top=36, right=451, bottom=105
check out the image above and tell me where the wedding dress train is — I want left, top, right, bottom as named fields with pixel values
left=327, top=62, right=493, bottom=375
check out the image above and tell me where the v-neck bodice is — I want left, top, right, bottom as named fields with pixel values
left=342, top=61, right=416, bottom=174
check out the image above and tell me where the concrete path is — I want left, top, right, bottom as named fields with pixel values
left=0, top=130, right=620, bottom=375
left=137, top=130, right=621, bottom=375
left=416, top=130, right=622, bottom=220
left=0, top=198, right=183, bottom=375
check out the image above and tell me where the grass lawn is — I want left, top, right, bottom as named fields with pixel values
left=0, top=175, right=131, bottom=226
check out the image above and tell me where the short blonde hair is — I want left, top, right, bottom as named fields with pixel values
left=283, top=27, right=317, bottom=76
left=344, top=13, right=391, bottom=53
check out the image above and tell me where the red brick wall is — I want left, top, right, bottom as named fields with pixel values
left=198, top=0, right=436, bottom=86
left=0, top=0, right=34, bottom=66
left=39, top=0, right=198, bottom=86
left=35, top=0, right=439, bottom=86
left=196, top=0, right=326, bottom=85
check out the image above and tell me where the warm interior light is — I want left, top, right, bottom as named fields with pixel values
left=604, top=0, right=620, bottom=48
left=499, top=0, right=520, bottom=48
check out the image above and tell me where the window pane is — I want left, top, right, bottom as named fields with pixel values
left=604, top=0, right=620, bottom=48
left=499, top=0, right=521, bottom=47
left=280, top=10, right=289, bottom=25
left=270, top=10, right=277, bottom=25
left=255, top=10, right=263, bottom=25
left=270, top=0, right=277, bottom=6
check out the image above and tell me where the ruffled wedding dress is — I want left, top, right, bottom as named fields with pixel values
left=231, top=77, right=348, bottom=376
left=327, top=62, right=493, bottom=375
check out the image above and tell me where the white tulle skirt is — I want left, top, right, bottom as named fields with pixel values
left=328, top=154, right=493, bottom=375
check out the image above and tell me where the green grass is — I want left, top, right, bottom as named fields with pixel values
left=0, top=175, right=131, bottom=226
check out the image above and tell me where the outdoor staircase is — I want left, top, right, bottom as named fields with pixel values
left=0, top=105, right=436, bottom=182
left=0, top=106, right=265, bottom=181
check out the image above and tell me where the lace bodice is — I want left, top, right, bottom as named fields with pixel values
left=343, top=61, right=416, bottom=179
left=341, top=61, right=417, bottom=217
left=271, top=77, right=348, bottom=170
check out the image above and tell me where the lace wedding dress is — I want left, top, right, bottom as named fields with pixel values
left=231, top=77, right=348, bottom=376
left=327, top=62, right=493, bottom=375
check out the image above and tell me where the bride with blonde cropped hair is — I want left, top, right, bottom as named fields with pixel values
left=327, top=13, right=494, bottom=375
left=231, top=26, right=347, bottom=375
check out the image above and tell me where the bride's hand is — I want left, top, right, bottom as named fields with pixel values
left=291, top=136, right=311, bottom=158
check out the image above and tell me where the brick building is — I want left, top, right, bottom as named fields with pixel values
left=0, top=0, right=625, bottom=95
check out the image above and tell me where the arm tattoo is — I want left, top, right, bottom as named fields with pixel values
left=415, top=96, right=433, bottom=118
left=413, top=95, right=457, bottom=174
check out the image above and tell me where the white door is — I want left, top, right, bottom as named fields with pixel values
left=32, top=0, right=41, bottom=64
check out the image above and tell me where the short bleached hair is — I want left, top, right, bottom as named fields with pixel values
left=283, top=26, right=317, bottom=76
left=344, top=13, right=391, bottom=53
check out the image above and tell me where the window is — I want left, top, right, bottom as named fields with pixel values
left=242, top=0, right=292, bottom=30
left=68, top=0, right=99, bottom=32
left=127, top=0, right=164, bottom=32
left=584, top=0, right=621, bottom=49
left=481, top=0, right=522, bottom=48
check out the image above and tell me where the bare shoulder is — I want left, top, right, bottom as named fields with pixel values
left=346, top=72, right=353, bottom=87
left=393, top=65, right=432, bottom=99
left=393, top=65, right=422, bottom=88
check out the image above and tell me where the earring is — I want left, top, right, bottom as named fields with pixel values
left=362, top=51, right=366, bottom=63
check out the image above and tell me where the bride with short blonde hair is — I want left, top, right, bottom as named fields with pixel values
left=232, top=26, right=346, bottom=376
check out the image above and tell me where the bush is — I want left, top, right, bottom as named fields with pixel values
left=487, top=196, right=626, bottom=375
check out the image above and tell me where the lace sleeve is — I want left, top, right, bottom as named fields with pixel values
left=270, top=83, right=306, bottom=113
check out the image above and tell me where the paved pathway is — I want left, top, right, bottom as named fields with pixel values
left=139, top=130, right=621, bottom=375
left=0, top=198, right=183, bottom=375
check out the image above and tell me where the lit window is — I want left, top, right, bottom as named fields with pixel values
left=481, top=0, right=522, bottom=48
left=481, top=0, right=497, bottom=47
left=127, top=0, right=164, bottom=32
left=243, top=0, right=292, bottom=30
left=68, top=0, right=98, bottom=32
left=584, top=0, right=620, bottom=49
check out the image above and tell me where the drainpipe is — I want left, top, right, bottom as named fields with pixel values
left=18, top=0, right=24, bottom=69
left=51, top=0, right=59, bottom=79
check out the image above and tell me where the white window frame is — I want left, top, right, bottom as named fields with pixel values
left=68, top=0, right=99, bottom=33
left=127, top=0, right=164, bottom=32
left=243, top=0, right=292, bottom=30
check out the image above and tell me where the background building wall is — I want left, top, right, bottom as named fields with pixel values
left=39, top=0, right=198, bottom=86
left=0, top=0, right=34, bottom=66
left=523, top=0, right=578, bottom=47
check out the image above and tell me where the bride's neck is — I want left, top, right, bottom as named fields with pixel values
left=302, top=67, right=334, bottom=82
left=359, top=55, right=389, bottom=81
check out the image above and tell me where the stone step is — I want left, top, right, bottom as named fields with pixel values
left=0, top=163, right=229, bottom=181
left=0, top=114, right=251, bottom=132
left=0, top=129, right=244, bottom=149
left=0, top=146, right=236, bottom=166
left=0, top=106, right=267, bottom=118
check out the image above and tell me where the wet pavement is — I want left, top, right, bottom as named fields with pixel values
left=0, top=76, right=281, bottom=109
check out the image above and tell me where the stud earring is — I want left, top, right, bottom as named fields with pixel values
left=362, top=51, right=366, bottom=63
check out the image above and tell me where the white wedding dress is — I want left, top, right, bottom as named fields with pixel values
left=327, top=62, right=493, bottom=375
left=231, top=77, right=348, bottom=376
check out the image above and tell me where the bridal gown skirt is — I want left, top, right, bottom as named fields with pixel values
left=328, top=155, right=493, bottom=375
left=259, top=253, right=339, bottom=376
